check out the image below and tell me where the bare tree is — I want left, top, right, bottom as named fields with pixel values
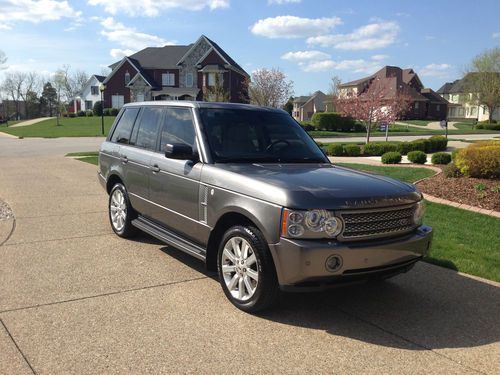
left=53, top=65, right=89, bottom=103
left=19, top=72, right=41, bottom=118
left=327, top=75, right=342, bottom=111
left=204, top=74, right=229, bottom=102
left=249, top=68, right=293, bottom=108
left=463, top=47, right=500, bottom=123
left=0, top=50, right=7, bottom=70
left=1, top=71, right=26, bottom=119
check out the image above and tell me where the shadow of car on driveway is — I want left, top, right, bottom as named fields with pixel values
left=158, top=244, right=500, bottom=351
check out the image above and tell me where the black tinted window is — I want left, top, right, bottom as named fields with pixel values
left=160, top=108, right=196, bottom=152
left=131, top=107, right=163, bottom=150
left=111, top=108, right=139, bottom=144
left=199, top=108, right=327, bottom=163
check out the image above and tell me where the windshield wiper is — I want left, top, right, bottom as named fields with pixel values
left=215, top=156, right=281, bottom=163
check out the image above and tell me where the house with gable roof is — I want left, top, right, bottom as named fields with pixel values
left=338, top=66, right=448, bottom=120
left=292, top=90, right=327, bottom=122
left=102, top=35, right=249, bottom=108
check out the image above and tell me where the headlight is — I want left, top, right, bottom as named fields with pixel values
left=281, top=209, right=343, bottom=239
left=413, top=201, right=425, bottom=225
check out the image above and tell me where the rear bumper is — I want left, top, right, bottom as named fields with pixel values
left=268, top=225, right=432, bottom=287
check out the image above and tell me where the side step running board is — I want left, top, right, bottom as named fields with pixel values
left=132, top=216, right=206, bottom=261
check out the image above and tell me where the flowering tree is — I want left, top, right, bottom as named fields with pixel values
left=336, top=79, right=411, bottom=143
left=248, top=68, right=294, bottom=108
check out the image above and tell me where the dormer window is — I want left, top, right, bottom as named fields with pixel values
left=125, top=71, right=130, bottom=85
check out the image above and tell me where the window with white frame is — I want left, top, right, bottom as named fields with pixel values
left=185, top=73, right=193, bottom=88
left=125, top=71, right=130, bottom=85
left=436, top=105, right=440, bottom=111
left=208, top=73, right=215, bottom=87
left=415, top=102, right=419, bottom=110
left=90, top=86, right=99, bottom=95
left=162, top=73, right=175, bottom=86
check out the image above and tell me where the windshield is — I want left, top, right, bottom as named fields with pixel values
left=199, top=108, right=329, bottom=163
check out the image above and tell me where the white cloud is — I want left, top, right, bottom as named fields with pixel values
left=268, top=0, right=301, bottom=4
left=301, top=59, right=381, bottom=74
left=0, top=0, right=81, bottom=26
left=281, top=50, right=331, bottom=61
left=307, top=21, right=400, bottom=50
left=424, top=35, right=436, bottom=40
left=493, top=32, right=500, bottom=39
left=250, top=15, right=342, bottom=39
left=371, top=54, right=388, bottom=61
left=88, top=0, right=229, bottom=17
left=100, top=17, right=175, bottom=57
left=419, top=63, right=452, bottom=77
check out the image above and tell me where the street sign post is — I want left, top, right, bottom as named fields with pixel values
left=440, top=120, right=448, bottom=138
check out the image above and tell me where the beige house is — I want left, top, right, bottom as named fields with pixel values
left=292, top=91, right=326, bottom=122
left=437, top=74, right=500, bottom=122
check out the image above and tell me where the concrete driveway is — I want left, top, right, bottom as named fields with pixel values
left=0, top=137, right=499, bottom=374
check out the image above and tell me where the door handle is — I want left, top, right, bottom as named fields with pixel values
left=120, top=155, right=128, bottom=164
left=151, top=165, right=160, bottom=173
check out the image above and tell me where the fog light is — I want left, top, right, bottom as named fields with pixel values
left=326, top=255, right=343, bottom=272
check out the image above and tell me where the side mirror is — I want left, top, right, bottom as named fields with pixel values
left=165, top=143, right=198, bottom=162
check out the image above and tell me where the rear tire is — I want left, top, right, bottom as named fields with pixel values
left=217, top=225, right=279, bottom=313
left=108, top=183, right=138, bottom=238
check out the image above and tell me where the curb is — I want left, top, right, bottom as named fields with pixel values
left=422, top=193, right=500, bottom=218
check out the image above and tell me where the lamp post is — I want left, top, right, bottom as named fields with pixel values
left=99, top=83, right=106, bottom=135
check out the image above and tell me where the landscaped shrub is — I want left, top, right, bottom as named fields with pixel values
left=407, top=150, right=427, bottom=164
left=455, top=141, right=500, bottom=178
left=451, top=149, right=460, bottom=161
left=363, top=142, right=398, bottom=156
left=300, top=121, right=314, bottom=131
left=326, top=143, right=344, bottom=156
left=68, top=113, right=76, bottom=118
left=483, top=123, right=500, bottom=131
left=103, top=108, right=111, bottom=116
left=479, top=119, right=497, bottom=124
left=93, top=101, right=103, bottom=116
left=396, top=142, right=411, bottom=155
left=443, top=162, right=462, bottom=178
left=381, top=151, right=402, bottom=164
left=86, top=111, right=93, bottom=117
left=353, top=123, right=366, bottom=132
left=429, top=135, right=448, bottom=151
left=431, top=152, right=452, bottom=165
left=476, top=123, right=484, bottom=129
left=110, top=108, right=119, bottom=116
left=408, top=140, right=426, bottom=152
left=311, top=112, right=355, bottom=132
left=344, top=144, right=361, bottom=156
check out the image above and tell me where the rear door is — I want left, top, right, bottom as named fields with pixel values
left=148, top=107, right=203, bottom=243
left=121, top=106, right=163, bottom=216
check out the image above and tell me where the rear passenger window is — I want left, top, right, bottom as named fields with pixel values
left=159, top=108, right=196, bottom=152
left=130, top=107, right=163, bottom=150
left=111, top=108, right=139, bottom=144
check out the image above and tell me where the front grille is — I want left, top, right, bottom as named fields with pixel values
left=339, top=205, right=417, bottom=241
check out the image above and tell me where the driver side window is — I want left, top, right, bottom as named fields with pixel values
left=159, top=108, right=197, bottom=152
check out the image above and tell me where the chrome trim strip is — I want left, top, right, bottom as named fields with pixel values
left=129, top=192, right=211, bottom=228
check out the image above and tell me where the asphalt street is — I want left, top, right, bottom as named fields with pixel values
left=0, top=136, right=499, bottom=374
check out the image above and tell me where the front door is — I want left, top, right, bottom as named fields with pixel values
left=148, top=107, right=203, bottom=243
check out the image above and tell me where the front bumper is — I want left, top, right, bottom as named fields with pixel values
left=268, top=225, right=432, bottom=288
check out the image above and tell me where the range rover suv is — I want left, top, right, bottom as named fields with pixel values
left=98, top=101, right=432, bottom=312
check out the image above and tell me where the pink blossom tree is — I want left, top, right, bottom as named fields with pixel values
left=336, top=79, right=412, bottom=143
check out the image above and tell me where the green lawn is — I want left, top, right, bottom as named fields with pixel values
left=0, top=116, right=116, bottom=138
left=66, top=151, right=99, bottom=166
left=399, top=120, right=433, bottom=126
left=337, top=162, right=499, bottom=281
left=336, top=163, right=436, bottom=183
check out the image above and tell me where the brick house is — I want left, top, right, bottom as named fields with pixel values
left=102, top=35, right=249, bottom=108
left=292, top=90, right=326, bottom=122
left=339, top=66, right=448, bottom=120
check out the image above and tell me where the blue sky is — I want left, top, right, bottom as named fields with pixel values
left=1, top=0, right=499, bottom=95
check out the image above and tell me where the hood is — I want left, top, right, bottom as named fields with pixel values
left=201, top=163, right=421, bottom=209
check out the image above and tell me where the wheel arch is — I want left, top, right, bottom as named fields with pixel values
left=206, top=210, right=264, bottom=272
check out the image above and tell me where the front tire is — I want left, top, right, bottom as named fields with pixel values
left=108, top=183, right=138, bottom=238
left=217, top=226, right=279, bottom=313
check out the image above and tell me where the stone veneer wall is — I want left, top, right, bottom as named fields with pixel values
left=129, top=78, right=152, bottom=102
left=178, top=38, right=211, bottom=89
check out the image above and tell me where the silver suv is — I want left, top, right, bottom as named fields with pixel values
left=98, top=101, right=432, bottom=312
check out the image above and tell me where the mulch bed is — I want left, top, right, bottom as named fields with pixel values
left=416, top=170, right=500, bottom=211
